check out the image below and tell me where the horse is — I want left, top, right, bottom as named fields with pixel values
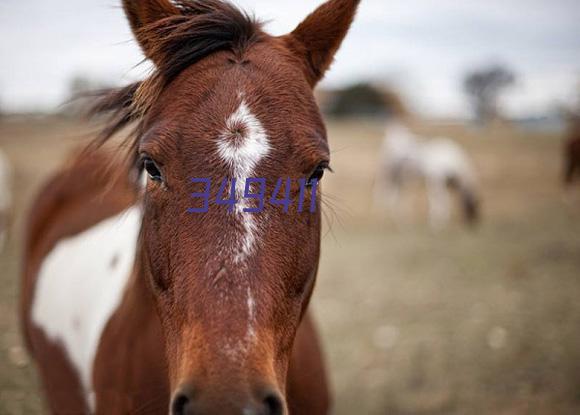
left=564, top=117, right=580, bottom=186
left=375, top=120, right=480, bottom=229
left=20, top=1, right=360, bottom=414
left=0, top=148, right=12, bottom=251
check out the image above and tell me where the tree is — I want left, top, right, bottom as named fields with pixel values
left=327, top=83, right=387, bottom=117
left=325, top=83, right=407, bottom=118
left=463, top=65, right=516, bottom=124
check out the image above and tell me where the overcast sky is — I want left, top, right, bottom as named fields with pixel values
left=0, top=0, right=579, bottom=117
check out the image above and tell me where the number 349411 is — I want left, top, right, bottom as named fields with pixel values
left=187, top=178, right=320, bottom=214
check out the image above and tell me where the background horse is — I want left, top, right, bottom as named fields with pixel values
left=376, top=119, right=480, bottom=229
left=20, top=0, right=360, bottom=414
left=0, top=148, right=12, bottom=251
left=564, top=116, right=580, bottom=186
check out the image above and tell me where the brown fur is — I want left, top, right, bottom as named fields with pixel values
left=22, top=0, right=360, bottom=414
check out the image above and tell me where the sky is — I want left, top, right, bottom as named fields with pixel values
left=0, top=0, right=579, bottom=117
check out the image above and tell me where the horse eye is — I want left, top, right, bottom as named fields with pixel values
left=307, top=162, right=330, bottom=187
left=143, top=157, right=163, bottom=183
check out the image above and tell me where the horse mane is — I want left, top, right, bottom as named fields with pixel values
left=87, top=0, right=263, bottom=169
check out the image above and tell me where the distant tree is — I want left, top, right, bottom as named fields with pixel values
left=463, top=65, right=516, bottom=124
left=327, top=83, right=387, bottom=117
left=325, top=82, right=408, bottom=119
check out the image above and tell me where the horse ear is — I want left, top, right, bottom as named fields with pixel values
left=122, top=0, right=181, bottom=66
left=283, top=0, right=360, bottom=87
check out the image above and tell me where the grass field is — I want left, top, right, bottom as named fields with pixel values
left=1, top=116, right=579, bottom=414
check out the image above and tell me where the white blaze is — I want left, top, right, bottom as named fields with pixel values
left=216, top=99, right=270, bottom=358
left=216, top=100, right=270, bottom=264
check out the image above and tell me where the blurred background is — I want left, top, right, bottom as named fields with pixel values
left=1, top=0, right=580, bottom=414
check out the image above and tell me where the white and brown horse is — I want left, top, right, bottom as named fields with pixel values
left=21, top=1, right=360, bottom=414
left=375, top=120, right=480, bottom=229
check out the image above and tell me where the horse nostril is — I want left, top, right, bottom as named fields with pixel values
left=262, top=392, right=284, bottom=415
left=171, top=390, right=192, bottom=415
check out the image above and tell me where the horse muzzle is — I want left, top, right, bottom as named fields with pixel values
left=170, top=382, right=285, bottom=415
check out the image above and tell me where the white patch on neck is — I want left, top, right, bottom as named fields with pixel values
left=31, top=206, right=142, bottom=411
left=216, top=100, right=270, bottom=264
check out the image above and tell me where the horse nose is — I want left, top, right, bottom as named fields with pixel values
left=259, top=389, right=284, bottom=415
left=170, top=385, right=284, bottom=415
left=171, top=390, right=192, bottom=415
left=171, top=384, right=195, bottom=415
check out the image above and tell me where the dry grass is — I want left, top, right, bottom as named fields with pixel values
left=1, top=116, right=579, bottom=414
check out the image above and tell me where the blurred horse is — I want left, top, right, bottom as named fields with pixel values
left=564, top=117, right=580, bottom=186
left=0, top=148, right=12, bottom=251
left=376, top=121, right=480, bottom=229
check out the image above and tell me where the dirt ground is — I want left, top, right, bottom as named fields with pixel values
left=1, top=116, right=579, bottom=414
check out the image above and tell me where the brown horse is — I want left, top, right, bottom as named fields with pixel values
left=564, top=117, right=580, bottom=186
left=20, top=1, right=360, bottom=414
